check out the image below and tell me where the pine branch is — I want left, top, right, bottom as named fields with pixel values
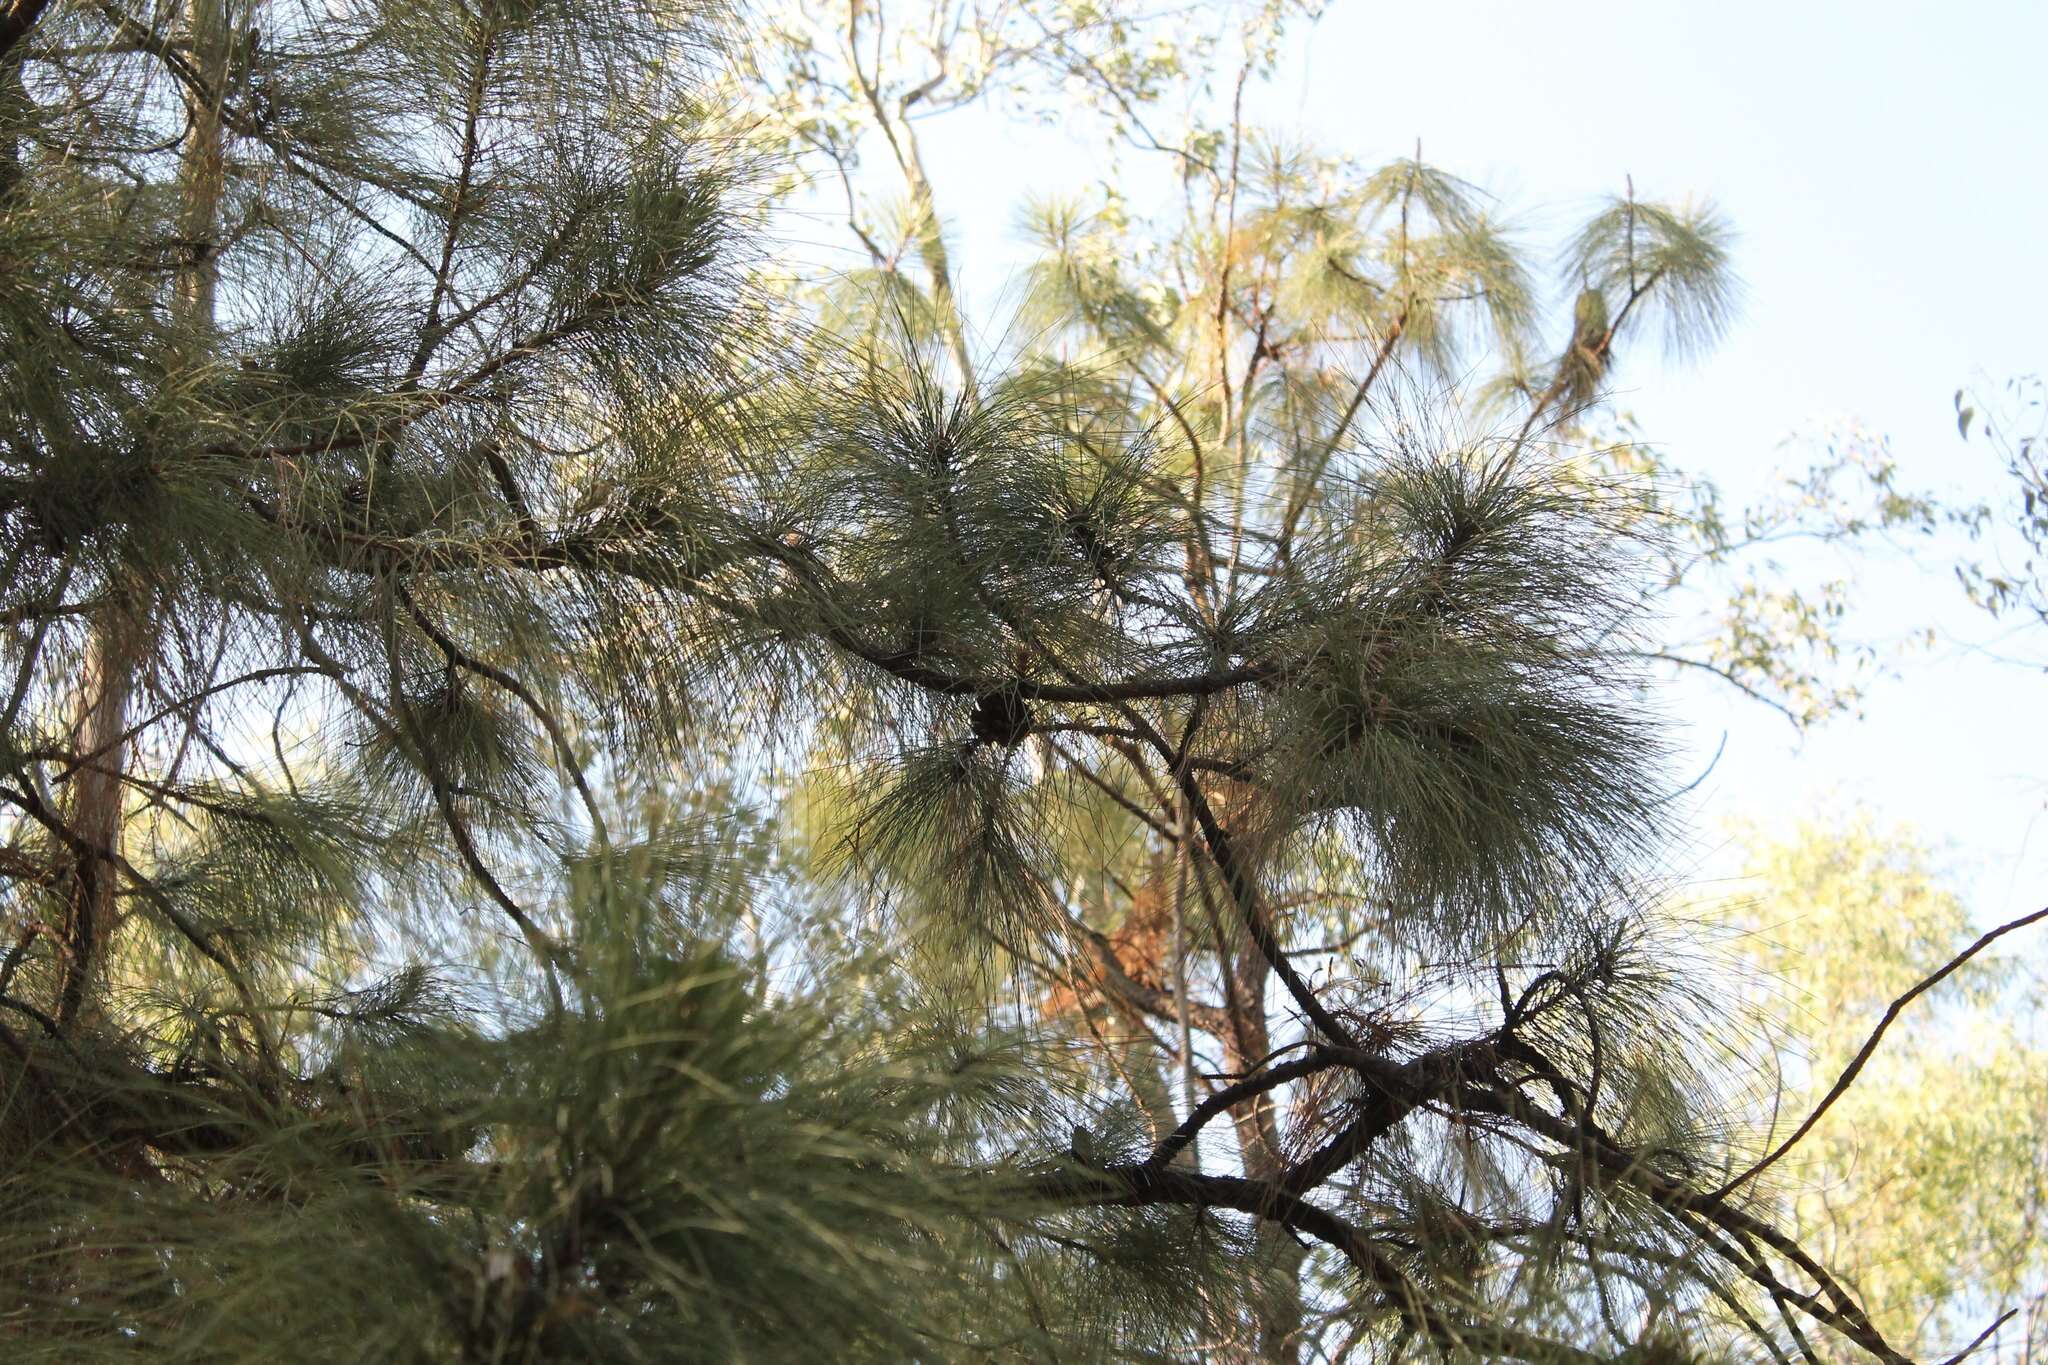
left=0, top=0, right=54, bottom=63
left=1030, top=1160, right=1605, bottom=1363
left=1451, top=1077, right=1913, bottom=1364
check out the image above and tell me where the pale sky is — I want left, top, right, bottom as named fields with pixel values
left=785, top=1, right=2048, bottom=927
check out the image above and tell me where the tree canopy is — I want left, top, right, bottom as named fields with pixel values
left=0, top=1, right=2023, bottom=1362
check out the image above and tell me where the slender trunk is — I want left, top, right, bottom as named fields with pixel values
left=56, top=0, right=229, bottom=1022
left=175, top=0, right=229, bottom=329
left=1172, top=813, right=1200, bottom=1159
left=56, top=616, right=141, bottom=1023
left=1224, top=949, right=1307, bottom=1363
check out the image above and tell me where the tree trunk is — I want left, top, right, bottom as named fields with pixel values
left=55, top=0, right=228, bottom=1022
left=1224, top=948, right=1307, bottom=1363
left=56, top=614, right=141, bottom=1024
left=175, top=0, right=228, bottom=330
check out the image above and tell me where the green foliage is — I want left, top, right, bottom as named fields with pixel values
left=1246, top=450, right=1664, bottom=942
left=0, top=890, right=1098, bottom=1361
left=0, top=1, right=1986, bottom=1362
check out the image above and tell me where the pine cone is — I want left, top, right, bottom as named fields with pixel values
left=969, top=688, right=1033, bottom=746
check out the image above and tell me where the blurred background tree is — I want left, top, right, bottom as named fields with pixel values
left=1714, top=814, right=2048, bottom=1360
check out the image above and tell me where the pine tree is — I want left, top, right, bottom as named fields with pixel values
left=0, top=1, right=1957, bottom=1362
left=0, top=2, right=1017, bottom=1357
left=729, top=3, right=1938, bottom=1358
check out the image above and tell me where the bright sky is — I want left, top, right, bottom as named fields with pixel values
left=789, top=1, right=2048, bottom=927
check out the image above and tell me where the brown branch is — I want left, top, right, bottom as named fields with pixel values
left=1509, top=267, right=1667, bottom=456
left=1073, top=925, right=1232, bottom=1039
left=239, top=503, right=1290, bottom=708
left=1940, top=1310, right=2017, bottom=1365
left=1042, top=735, right=1176, bottom=842
left=1160, top=746, right=1354, bottom=1046
left=0, top=775, right=283, bottom=1081
left=407, top=21, right=498, bottom=384
left=1277, top=309, right=1407, bottom=560
left=1278, top=1041, right=1497, bottom=1196
left=296, top=609, right=573, bottom=1007
left=1144, top=1051, right=1334, bottom=1171
left=47, top=666, right=325, bottom=785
